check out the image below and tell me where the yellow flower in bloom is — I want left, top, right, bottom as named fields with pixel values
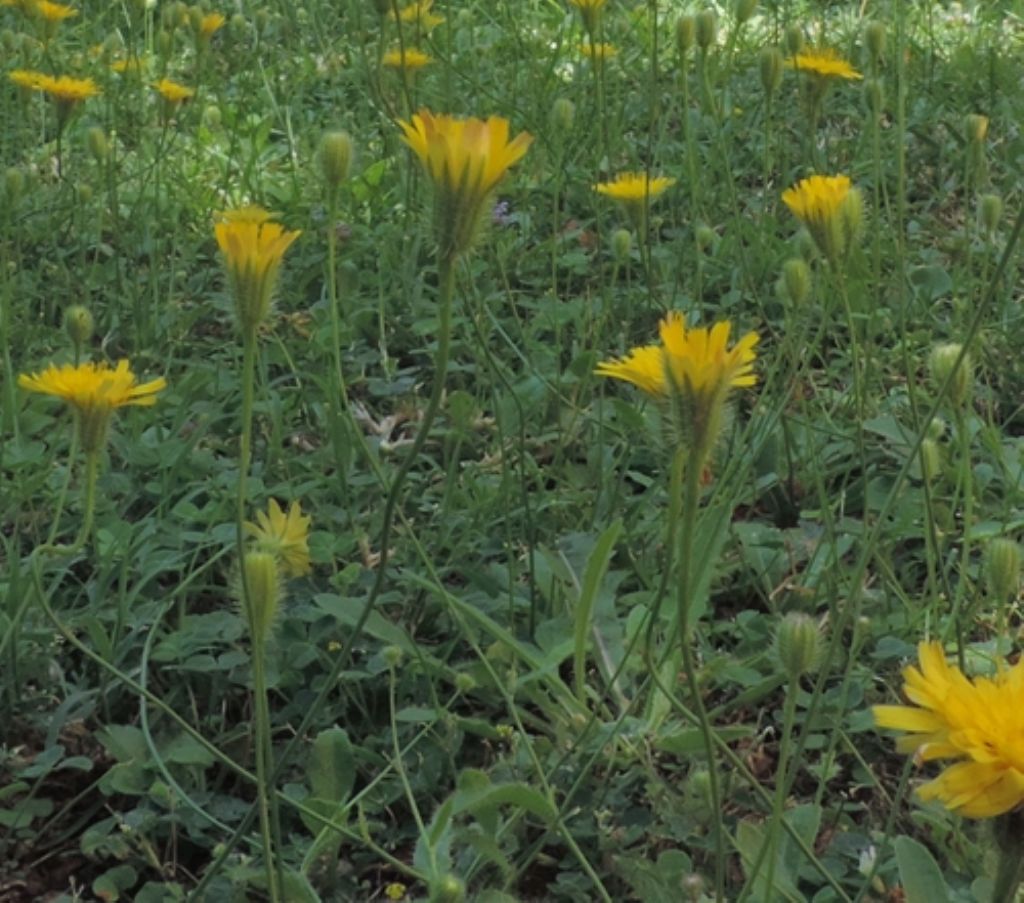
left=245, top=499, right=312, bottom=578
left=34, top=73, right=101, bottom=103
left=594, top=172, right=677, bottom=205
left=786, top=48, right=862, bottom=80
left=111, top=57, right=146, bottom=75
left=597, top=312, right=758, bottom=459
left=397, top=109, right=532, bottom=256
left=567, top=0, right=607, bottom=32
left=9, top=69, right=46, bottom=91
left=782, top=174, right=859, bottom=264
left=382, top=48, right=433, bottom=70
left=581, top=42, right=616, bottom=61
left=214, top=206, right=302, bottom=335
left=394, top=0, right=443, bottom=30
left=153, top=78, right=195, bottom=104
left=31, top=0, right=76, bottom=21
left=873, top=641, right=1024, bottom=818
left=198, top=11, right=225, bottom=38
left=384, top=883, right=407, bottom=901
left=18, top=360, right=167, bottom=452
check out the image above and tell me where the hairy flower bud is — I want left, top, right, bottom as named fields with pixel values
left=611, top=227, right=632, bottom=262
left=929, top=343, right=972, bottom=408
left=86, top=126, right=109, bottom=164
left=864, top=21, right=886, bottom=67
left=784, top=23, right=804, bottom=56
left=695, top=9, right=717, bottom=51
left=319, top=130, right=354, bottom=193
left=777, top=257, right=810, bottom=306
left=64, top=305, right=94, bottom=349
left=919, top=437, right=941, bottom=485
left=760, top=47, right=783, bottom=96
left=549, top=97, right=575, bottom=134
left=734, top=0, right=758, bottom=25
left=979, top=193, right=1002, bottom=237
left=676, top=15, right=696, bottom=57
left=775, top=612, right=823, bottom=680
left=986, top=538, right=1021, bottom=603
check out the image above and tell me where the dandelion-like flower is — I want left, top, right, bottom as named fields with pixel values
left=9, top=69, right=45, bottom=91
left=596, top=312, right=758, bottom=459
left=18, top=359, right=166, bottom=452
left=198, top=11, right=225, bottom=39
left=782, top=174, right=861, bottom=264
left=214, top=206, right=301, bottom=335
left=581, top=42, right=616, bottom=61
left=786, top=48, right=862, bottom=80
left=393, top=0, right=443, bottom=30
left=245, top=499, right=312, bottom=578
left=153, top=78, right=195, bottom=104
left=32, top=0, right=76, bottom=22
left=382, top=47, right=433, bottom=71
left=397, top=109, right=532, bottom=256
left=874, top=642, right=1024, bottom=818
left=594, top=172, right=676, bottom=207
left=567, top=0, right=607, bottom=33
left=34, top=73, right=101, bottom=104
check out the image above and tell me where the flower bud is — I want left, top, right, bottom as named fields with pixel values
left=157, top=29, right=173, bottom=57
left=777, top=257, right=810, bottom=306
left=1, top=28, right=18, bottom=53
left=64, top=305, right=95, bottom=349
left=382, top=644, right=403, bottom=668
left=430, top=874, right=465, bottom=903
left=76, top=184, right=94, bottom=204
left=784, top=23, right=804, bottom=56
left=86, top=127, right=109, bottom=165
left=864, top=78, right=884, bottom=117
left=775, top=612, right=823, bottom=680
left=760, top=47, right=783, bottom=96
left=240, top=551, right=282, bottom=649
left=695, top=224, right=716, bottom=253
left=929, top=343, right=972, bottom=407
left=919, top=437, right=941, bottom=484
left=839, top=187, right=865, bottom=249
left=188, top=5, right=203, bottom=33
left=676, top=15, right=696, bottom=57
left=926, top=417, right=946, bottom=440
left=254, top=8, right=272, bottom=33
left=864, top=21, right=886, bottom=66
left=966, top=113, right=989, bottom=145
left=549, top=97, right=575, bottom=134
left=319, top=130, right=354, bottom=193
left=230, top=13, right=247, bottom=37
left=979, top=193, right=1002, bottom=237
left=4, top=167, right=26, bottom=205
left=734, top=0, right=758, bottom=25
left=695, top=9, right=717, bottom=51
left=611, top=227, right=632, bottom=262
left=202, top=104, right=222, bottom=130
left=796, top=227, right=818, bottom=262
left=683, top=874, right=704, bottom=903
left=986, top=538, right=1021, bottom=603
left=454, top=672, right=476, bottom=694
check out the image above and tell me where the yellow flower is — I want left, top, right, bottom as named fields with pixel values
left=18, top=359, right=166, bottom=452
left=597, top=312, right=758, bottom=399
left=397, top=109, right=532, bottom=256
left=198, top=11, right=225, bottom=38
left=382, top=47, right=433, bottom=70
left=594, top=172, right=677, bottom=205
left=111, top=56, right=146, bottom=75
left=214, top=206, right=301, bottom=335
left=581, top=42, right=616, bottom=61
left=153, top=78, right=195, bottom=104
left=874, top=642, right=1024, bottom=818
left=34, top=73, right=101, bottom=103
left=31, top=0, right=76, bottom=21
left=782, top=174, right=860, bottom=264
left=8, top=69, right=46, bottom=91
left=567, top=0, right=607, bottom=32
left=786, top=48, right=862, bottom=80
left=384, top=883, right=407, bottom=902
left=394, top=0, right=443, bottom=30
left=245, top=499, right=312, bottom=578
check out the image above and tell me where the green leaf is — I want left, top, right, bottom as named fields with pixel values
left=92, top=864, right=138, bottom=902
left=573, top=520, right=623, bottom=703
left=894, top=836, right=952, bottom=903
left=452, top=782, right=557, bottom=825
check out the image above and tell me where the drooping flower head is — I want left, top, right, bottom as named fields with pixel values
left=786, top=47, right=862, bottom=81
left=382, top=47, right=433, bottom=72
left=874, top=641, right=1024, bottom=818
left=214, top=206, right=302, bottom=336
left=397, top=109, right=532, bottom=256
left=245, top=499, right=312, bottom=578
left=596, top=312, right=758, bottom=461
left=19, top=359, right=166, bottom=452
left=782, top=174, right=862, bottom=265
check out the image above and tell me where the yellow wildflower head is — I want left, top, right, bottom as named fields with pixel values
left=596, top=312, right=758, bottom=461
left=581, top=42, right=616, bottom=62
left=31, top=0, right=76, bottom=22
left=782, top=174, right=861, bottom=265
left=214, top=206, right=301, bottom=336
left=34, top=74, right=101, bottom=128
left=384, top=883, right=407, bottom=902
left=874, top=641, right=1024, bottom=818
left=394, top=0, right=443, bottom=30
left=111, top=56, right=146, bottom=75
left=153, top=78, right=195, bottom=104
left=567, top=0, right=607, bottom=33
left=18, top=359, right=166, bottom=453
left=381, top=47, right=433, bottom=71
left=594, top=172, right=676, bottom=226
left=245, top=499, right=312, bottom=578
left=397, top=109, right=532, bottom=257
left=198, top=11, right=226, bottom=39
left=786, top=47, right=862, bottom=80
left=9, top=69, right=46, bottom=92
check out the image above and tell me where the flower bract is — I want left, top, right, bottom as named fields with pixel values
left=245, top=499, right=312, bottom=578
left=874, top=641, right=1024, bottom=818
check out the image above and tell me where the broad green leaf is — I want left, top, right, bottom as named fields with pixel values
left=92, top=864, right=138, bottom=902
left=894, top=836, right=952, bottom=903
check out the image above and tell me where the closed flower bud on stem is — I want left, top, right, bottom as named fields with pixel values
left=695, top=9, right=717, bottom=50
left=676, top=15, right=696, bottom=58
left=864, top=21, right=886, bottom=68
left=919, top=437, right=942, bottom=485
left=979, top=193, right=1002, bottom=237
left=760, top=47, right=783, bottom=96
left=549, top=97, right=575, bottom=134
left=864, top=78, right=884, bottom=117
left=431, top=874, right=466, bottom=903
left=4, top=166, right=26, bottom=205
left=86, top=126, right=108, bottom=164
left=929, top=343, right=972, bottom=408
left=319, top=130, right=354, bottom=194
left=240, top=551, right=281, bottom=649
left=966, top=113, right=989, bottom=144
left=611, top=228, right=632, bottom=262
left=784, top=23, right=804, bottom=56
left=777, top=257, right=811, bottom=306
left=775, top=612, right=823, bottom=680
left=986, top=538, right=1021, bottom=603
left=734, top=0, right=758, bottom=25
left=64, top=305, right=94, bottom=350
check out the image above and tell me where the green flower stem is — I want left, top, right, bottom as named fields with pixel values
left=759, top=674, right=799, bottom=901
left=992, top=811, right=1024, bottom=903
left=675, top=445, right=725, bottom=902
left=943, top=406, right=975, bottom=665
left=325, top=186, right=349, bottom=494
left=235, top=330, right=281, bottom=903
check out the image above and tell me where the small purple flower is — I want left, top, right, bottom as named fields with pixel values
left=492, top=199, right=513, bottom=227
